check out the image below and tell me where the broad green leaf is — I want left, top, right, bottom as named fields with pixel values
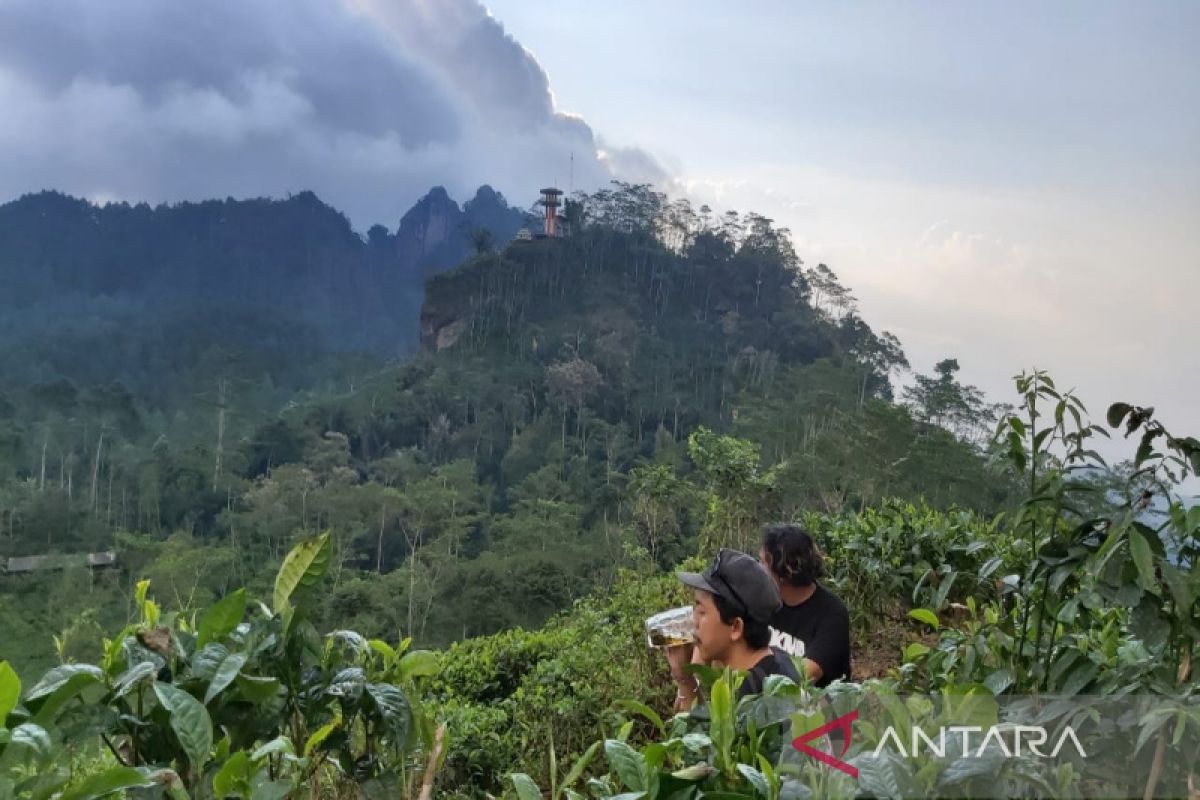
left=249, top=778, right=292, bottom=800
left=855, top=753, right=905, bottom=800
left=1128, top=529, right=1157, bottom=592
left=191, top=643, right=230, bottom=683
left=204, top=653, right=248, bottom=704
left=60, top=766, right=155, bottom=800
left=273, top=532, right=331, bottom=613
left=397, top=649, right=439, bottom=681
left=8, top=723, right=52, bottom=760
left=155, top=682, right=214, bottom=770
left=1058, top=661, right=1100, bottom=697
left=365, top=683, right=411, bottom=747
left=235, top=675, right=281, bottom=704
left=24, top=664, right=103, bottom=701
left=616, top=699, right=666, bottom=736
left=367, top=640, right=396, bottom=664
left=509, top=773, right=542, bottom=800
left=1160, top=563, right=1194, bottom=613
left=250, top=736, right=294, bottom=761
left=112, top=661, right=157, bottom=699
left=30, top=667, right=105, bottom=725
left=304, top=715, right=341, bottom=756
left=326, top=667, right=366, bottom=700
left=908, top=608, right=940, bottom=630
left=983, top=668, right=1014, bottom=695
left=737, top=764, right=769, bottom=797
left=604, top=739, right=648, bottom=792
left=213, top=751, right=252, bottom=797
left=709, top=676, right=735, bottom=773
left=198, top=589, right=246, bottom=648
left=0, top=661, right=19, bottom=721
left=327, top=629, right=369, bottom=657
left=560, top=740, right=601, bottom=792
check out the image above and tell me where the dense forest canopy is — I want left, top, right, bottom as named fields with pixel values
left=0, top=182, right=1015, bottom=675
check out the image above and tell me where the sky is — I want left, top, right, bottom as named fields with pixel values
left=484, top=0, right=1200, bottom=463
left=0, top=0, right=1195, bottom=465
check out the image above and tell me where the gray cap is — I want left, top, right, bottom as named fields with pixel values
left=676, top=548, right=781, bottom=624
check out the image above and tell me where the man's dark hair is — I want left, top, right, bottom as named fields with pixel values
left=761, top=523, right=825, bottom=588
left=712, top=591, right=772, bottom=649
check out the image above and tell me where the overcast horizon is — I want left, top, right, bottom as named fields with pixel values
left=0, top=0, right=1195, bottom=473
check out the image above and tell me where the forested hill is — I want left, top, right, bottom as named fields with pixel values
left=0, top=185, right=530, bottom=401
left=0, top=182, right=1014, bottom=674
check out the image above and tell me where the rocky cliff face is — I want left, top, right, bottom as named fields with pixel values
left=395, top=185, right=530, bottom=277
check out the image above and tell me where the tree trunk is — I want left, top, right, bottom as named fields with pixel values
left=90, top=433, right=104, bottom=513
left=213, top=379, right=227, bottom=491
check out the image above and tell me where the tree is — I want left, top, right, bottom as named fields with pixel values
left=903, top=358, right=995, bottom=446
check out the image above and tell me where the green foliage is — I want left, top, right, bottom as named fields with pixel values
left=0, top=536, right=442, bottom=799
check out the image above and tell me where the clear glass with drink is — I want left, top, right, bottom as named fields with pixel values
left=645, top=605, right=695, bottom=648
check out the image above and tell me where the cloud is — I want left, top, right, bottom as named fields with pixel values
left=0, top=0, right=666, bottom=228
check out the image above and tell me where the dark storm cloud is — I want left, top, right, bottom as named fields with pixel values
left=0, top=0, right=663, bottom=227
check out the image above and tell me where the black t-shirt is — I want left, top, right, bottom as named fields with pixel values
left=767, top=583, right=851, bottom=687
left=737, top=649, right=803, bottom=698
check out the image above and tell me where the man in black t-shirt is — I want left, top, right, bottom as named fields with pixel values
left=759, top=523, right=851, bottom=687
left=667, top=549, right=801, bottom=711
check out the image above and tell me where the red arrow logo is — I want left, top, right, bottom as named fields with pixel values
left=791, top=709, right=858, bottom=779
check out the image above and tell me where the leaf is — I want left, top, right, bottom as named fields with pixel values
left=604, top=739, right=648, bottom=792
left=1132, top=598, right=1171, bottom=653
left=737, top=764, right=769, bottom=797
left=1128, top=528, right=1158, bottom=593
left=191, top=643, right=230, bottom=682
left=1057, top=660, right=1100, bottom=697
left=29, top=666, right=105, bottom=725
left=60, top=766, right=155, bottom=800
left=983, top=668, right=1014, bottom=695
left=1135, top=430, right=1158, bottom=465
left=672, top=762, right=713, bottom=781
left=213, top=751, right=252, bottom=797
left=154, top=682, right=214, bottom=770
left=1160, top=563, right=1194, bottom=614
left=560, top=740, right=601, bottom=792
left=365, top=683, right=411, bottom=747
left=709, top=676, right=735, bottom=772
left=617, top=699, right=666, bottom=736
left=854, top=753, right=905, bottom=800
left=250, top=736, right=294, bottom=762
left=0, top=661, right=19, bottom=721
left=327, top=629, right=369, bottom=657
left=198, top=589, right=246, bottom=647
left=273, top=532, right=332, bottom=613
left=203, top=653, right=247, bottom=705
left=907, top=608, right=940, bottom=630
left=510, top=773, right=543, bottom=800
left=367, top=640, right=396, bottom=664
left=397, top=649, right=439, bottom=681
left=304, top=715, right=341, bottom=756
left=8, top=723, right=52, bottom=761
left=24, top=664, right=103, bottom=701
left=1106, top=402, right=1132, bottom=428
left=326, top=667, right=366, bottom=700
left=112, top=661, right=157, bottom=699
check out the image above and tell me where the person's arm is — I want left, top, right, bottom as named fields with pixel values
left=666, top=644, right=702, bottom=712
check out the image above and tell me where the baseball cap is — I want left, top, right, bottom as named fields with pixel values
left=676, top=548, right=781, bottom=624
